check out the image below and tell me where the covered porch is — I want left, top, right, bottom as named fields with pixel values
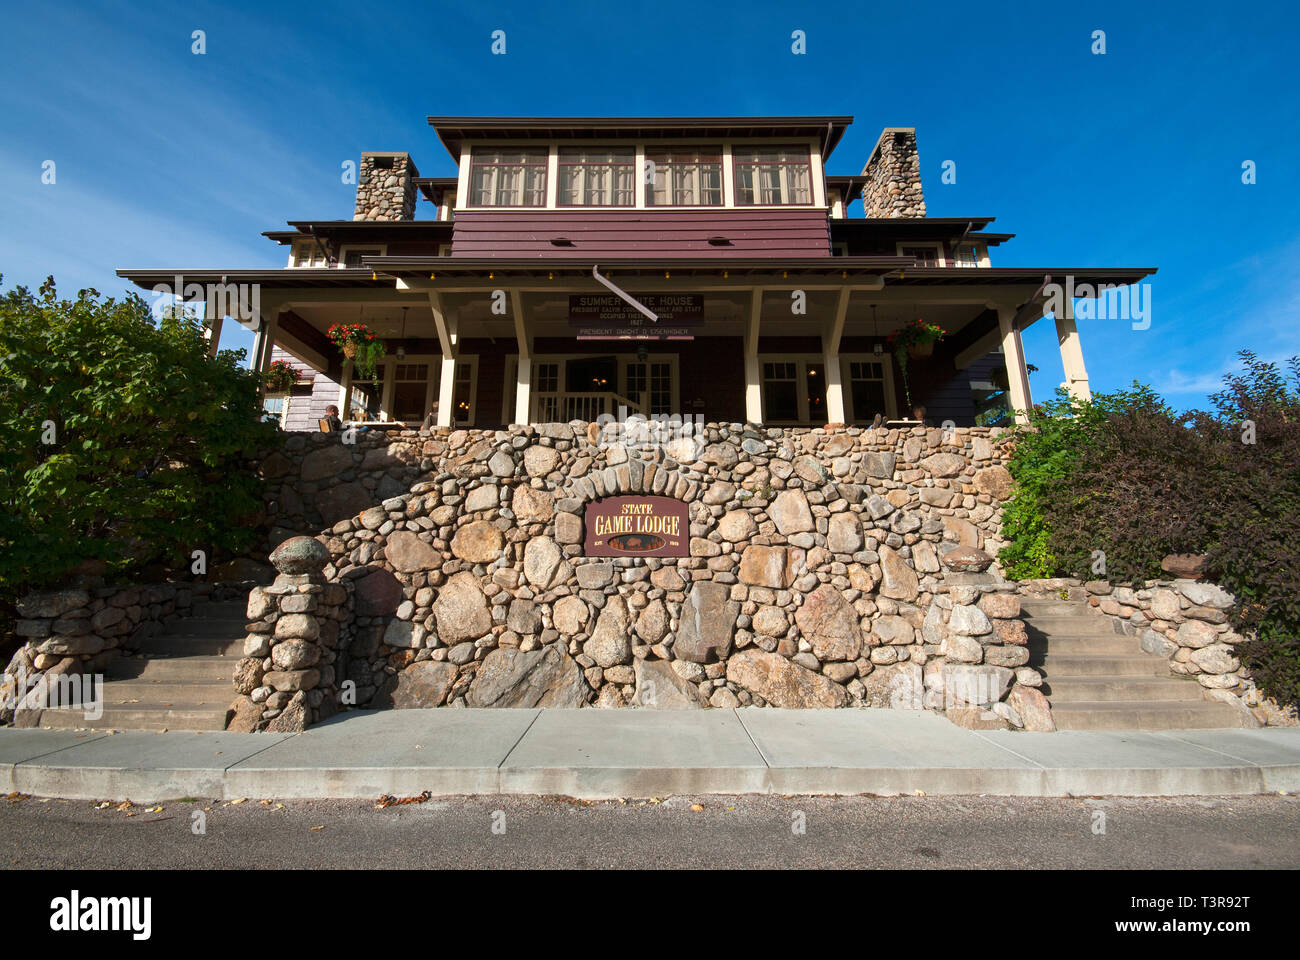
left=118, top=261, right=1145, bottom=430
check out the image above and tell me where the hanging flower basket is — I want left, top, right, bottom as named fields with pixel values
left=887, top=318, right=946, bottom=409
left=327, top=323, right=385, bottom=379
left=263, top=359, right=300, bottom=394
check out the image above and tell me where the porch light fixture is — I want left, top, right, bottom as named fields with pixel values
left=665, top=271, right=670, bottom=279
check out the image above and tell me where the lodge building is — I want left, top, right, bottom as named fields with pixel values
left=118, top=116, right=1154, bottom=430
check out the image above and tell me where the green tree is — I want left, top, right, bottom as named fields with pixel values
left=0, top=276, right=276, bottom=596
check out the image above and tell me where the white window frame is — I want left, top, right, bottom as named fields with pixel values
left=337, top=244, right=387, bottom=269
left=502, top=353, right=679, bottom=423
left=338, top=354, right=476, bottom=425
left=757, top=353, right=897, bottom=424
left=451, top=355, right=479, bottom=427
left=643, top=148, right=726, bottom=207
left=288, top=241, right=328, bottom=268
left=732, top=145, right=815, bottom=206
left=896, top=242, right=946, bottom=267
left=555, top=147, right=636, bottom=207
left=840, top=354, right=898, bottom=423
left=465, top=147, right=550, bottom=208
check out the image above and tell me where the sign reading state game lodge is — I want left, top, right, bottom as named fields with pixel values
left=583, top=496, right=690, bottom=557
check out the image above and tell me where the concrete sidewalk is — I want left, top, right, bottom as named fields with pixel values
left=2, top=709, right=1298, bottom=802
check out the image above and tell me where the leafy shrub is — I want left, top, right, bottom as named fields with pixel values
left=998, top=352, right=1300, bottom=709
left=0, top=276, right=277, bottom=598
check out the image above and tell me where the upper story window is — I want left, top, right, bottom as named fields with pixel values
left=733, top=146, right=812, bottom=205
left=557, top=148, right=634, bottom=206
left=952, top=245, right=981, bottom=267
left=899, top=244, right=943, bottom=267
left=290, top=242, right=328, bottom=268
left=646, top=150, right=723, bottom=206
left=340, top=246, right=385, bottom=268
left=469, top=149, right=548, bottom=206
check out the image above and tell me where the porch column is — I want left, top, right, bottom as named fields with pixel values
left=822, top=287, right=850, bottom=425
left=996, top=304, right=1032, bottom=425
left=428, top=290, right=458, bottom=429
left=1054, top=314, right=1092, bottom=402
left=251, top=307, right=280, bottom=375
left=744, top=288, right=763, bottom=425
left=510, top=290, right=532, bottom=425
left=205, top=315, right=224, bottom=358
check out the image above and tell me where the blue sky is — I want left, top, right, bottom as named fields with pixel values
left=2, top=0, right=1297, bottom=411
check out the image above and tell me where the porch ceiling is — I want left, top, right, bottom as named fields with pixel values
left=281, top=289, right=994, bottom=343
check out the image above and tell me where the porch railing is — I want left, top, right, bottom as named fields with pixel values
left=533, top=391, right=646, bottom=422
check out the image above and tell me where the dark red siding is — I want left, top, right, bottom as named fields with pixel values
left=451, top=209, right=832, bottom=259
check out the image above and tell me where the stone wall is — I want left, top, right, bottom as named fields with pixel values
left=1080, top=577, right=1293, bottom=727
left=238, top=422, right=1052, bottom=731
left=859, top=127, right=927, bottom=219
left=259, top=429, right=430, bottom=552
left=353, top=152, right=419, bottom=222
left=2, top=581, right=243, bottom=726
left=229, top=539, right=348, bottom=732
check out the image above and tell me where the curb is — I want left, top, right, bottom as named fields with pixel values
left=2, top=710, right=1298, bottom=802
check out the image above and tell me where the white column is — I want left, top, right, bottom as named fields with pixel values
left=252, top=309, right=279, bottom=374
left=205, top=315, right=224, bottom=358
left=379, top=359, right=395, bottom=422
left=997, top=305, right=1032, bottom=425
left=338, top=362, right=352, bottom=417
left=822, top=287, right=850, bottom=424
left=510, top=290, right=532, bottom=425
left=428, top=291, right=458, bottom=428
left=744, top=288, right=763, bottom=424
left=1055, top=314, right=1092, bottom=402
left=437, top=356, right=457, bottom=428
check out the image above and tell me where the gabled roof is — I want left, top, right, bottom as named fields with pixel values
left=426, top=116, right=854, bottom=161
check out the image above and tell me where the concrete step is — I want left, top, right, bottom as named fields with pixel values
left=105, top=655, right=236, bottom=683
left=1033, top=653, right=1169, bottom=676
left=96, top=680, right=232, bottom=708
left=1022, top=615, right=1124, bottom=638
left=1045, top=676, right=1206, bottom=703
left=37, top=704, right=228, bottom=732
left=1018, top=600, right=1085, bottom=617
left=1050, top=700, right=1243, bottom=731
left=190, top=600, right=246, bottom=613
left=134, top=635, right=244, bottom=657
left=162, top=617, right=246, bottom=638
left=1028, top=634, right=1145, bottom=656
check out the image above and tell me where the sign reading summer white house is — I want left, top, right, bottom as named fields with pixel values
left=584, top=496, right=689, bottom=557
left=570, top=294, right=703, bottom=340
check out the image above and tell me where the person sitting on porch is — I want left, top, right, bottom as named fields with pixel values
left=320, top=405, right=343, bottom=433
left=911, top=405, right=927, bottom=424
left=420, top=402, right=439, bottom=432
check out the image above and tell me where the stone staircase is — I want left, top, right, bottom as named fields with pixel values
left=38, top=599, right=241, bottom=731
left=1024, top=597, right=1241, bottom=730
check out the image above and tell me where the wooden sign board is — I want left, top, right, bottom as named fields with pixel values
left=583, top=496, right=690, bottom=558
left=569, top=294, right=703, bottom=340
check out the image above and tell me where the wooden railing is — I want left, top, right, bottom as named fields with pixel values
left=533, top=391, right=646, bottom=422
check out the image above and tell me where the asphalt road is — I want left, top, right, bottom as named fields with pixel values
left=1, top=792, right=1298, bottom=869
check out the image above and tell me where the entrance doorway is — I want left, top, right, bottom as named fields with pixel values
left=503, top=353, right=680, bottom=423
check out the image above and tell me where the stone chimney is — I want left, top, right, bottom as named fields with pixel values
left=353, top=151, right=420, bottom=221
left=859, top=128, right=926, bottom=218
